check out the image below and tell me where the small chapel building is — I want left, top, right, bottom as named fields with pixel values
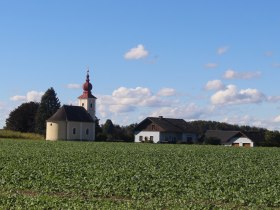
left=46, top=71, right=97, bottom=141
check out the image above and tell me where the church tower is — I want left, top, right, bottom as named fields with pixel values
left=78, top=70, right=97, bottom=120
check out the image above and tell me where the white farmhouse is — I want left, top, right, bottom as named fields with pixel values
left=134, top=116, right=197, bottom=143
left=204, top=130, right=254, bottom=147
left=46, top=71, right=97, bottom=141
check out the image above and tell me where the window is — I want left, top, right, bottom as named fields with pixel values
left=139, top=136, right=143, bottom=141
left=150, top=136, right=153, bottom=141
left=86, top=129, right=89, bottom=135
left=82, top=103, right=84, bottom=107
left=73, top=128, right=76, bottom=135
left=50, top=123, right=52, bottom=126
left=90, top=103, right=93, bottom=108
left=152, top=125, right=155, bottom=130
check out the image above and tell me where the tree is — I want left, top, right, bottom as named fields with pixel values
left=35, top=87, right=60, bottom=135
left=264, top=130, right=280, bottom=147
left=5, top=102, right=39, bottom=132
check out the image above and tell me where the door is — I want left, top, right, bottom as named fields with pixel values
left=232, top=143, right=239, bottom=147
left=243, top=143, right=251, bottom=148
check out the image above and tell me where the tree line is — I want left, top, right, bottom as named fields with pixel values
left=4, top=87, right=280, bottom=146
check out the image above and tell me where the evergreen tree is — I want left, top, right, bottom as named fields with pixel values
left=35, top=87, right=60, bottom=135
left=102, top=119, right=115, bottom=141
left=5, top=102, right=39, bottom=132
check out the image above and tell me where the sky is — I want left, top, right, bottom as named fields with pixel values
left=1, top=0, right=280, bottom=130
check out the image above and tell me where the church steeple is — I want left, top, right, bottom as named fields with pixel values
left=79, top=70, right=96, bottom=99
left=78, top=69, right=97, bottom=120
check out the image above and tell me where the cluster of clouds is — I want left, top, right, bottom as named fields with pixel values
left=210, top=84, right=265, bottom=105
left=10, top=91, right=43, bottom=102
left=223, top=69, right=261, bottom=80
left=3, top=45, right=280, bottom=130
left=96, top=87, right=177, bottom=117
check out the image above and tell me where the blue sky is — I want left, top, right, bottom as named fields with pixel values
left=1, top=0, right=280, bottom=130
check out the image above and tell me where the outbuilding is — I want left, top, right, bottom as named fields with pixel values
left=204, top=130, right=254, bottom=147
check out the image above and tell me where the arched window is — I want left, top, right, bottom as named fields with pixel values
left=86, top=129, right=89, bottom=135
left=73, top=128, right=76, bottom=135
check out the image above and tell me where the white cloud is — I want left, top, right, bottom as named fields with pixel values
left=274, top=116, right=280, bottom=123
left=205, top=63, right=218, bottom=68
left=217, top=46, right=229, bottom=55
left=10, top=95, right=26, bottom=101
left=67, top=84, right=81, bottom=89
left=273, top=63, right=280, bottom=68
left=112, top=86, right=151, bottom=98
left=97, top=87, right=168, bottom=115
left=205, top=80, right=224, bottom=91
left=151, top=103, right=208, bottom=120
left=211, top=85, right=266, bottom=105
left=267, top=96, right=280, bottom=103
left=10, top=91, right=43, bottom=102
left=0, top=101, right=5, bottom=110
left=223, top=69, right=261, bottom=80
left=265, top=51, right=273, bottom=57
left=157, top=88, right=177, bottom=96
left=223, top=115, right=264, bottom=128
left=124, top=44, right=148, bottom=60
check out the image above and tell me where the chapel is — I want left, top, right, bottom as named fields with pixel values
left=46, top=71, right=97, bottom=141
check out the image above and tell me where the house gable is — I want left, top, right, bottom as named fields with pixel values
left=135, top=117, right=193, bottom=133
left=134, top=118, right=165, bottom=132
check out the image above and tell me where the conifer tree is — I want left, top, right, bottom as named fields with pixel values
left=35, top=87, right=60, bottom=135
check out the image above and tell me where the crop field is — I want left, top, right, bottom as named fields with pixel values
left=1, top=139, right=280, bottom=209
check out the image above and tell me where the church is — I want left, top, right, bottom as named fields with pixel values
left=46, top=71, right=97, bottom=141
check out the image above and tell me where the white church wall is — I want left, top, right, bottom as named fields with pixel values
left=46, top=121, right=67, bottom=141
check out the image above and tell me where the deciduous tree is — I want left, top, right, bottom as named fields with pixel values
left=5, top=102, right=39, bottom=132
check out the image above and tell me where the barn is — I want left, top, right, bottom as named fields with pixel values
left=204, top=130, right=254, bottom=147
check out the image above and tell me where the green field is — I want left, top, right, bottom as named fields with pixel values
left=1, top=139, right=280, bottom=209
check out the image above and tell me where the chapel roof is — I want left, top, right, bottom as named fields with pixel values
left=47, top=105, right=94, bottom=122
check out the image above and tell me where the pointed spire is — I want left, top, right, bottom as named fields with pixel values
left=86, top=67, right=90, bottom=82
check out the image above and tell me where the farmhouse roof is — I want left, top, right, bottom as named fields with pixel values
left=204, top=130, right=250, bottom=144
left=47, top=105, right=94, bottom=122
left=135, top=116, right=193, bottom=133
